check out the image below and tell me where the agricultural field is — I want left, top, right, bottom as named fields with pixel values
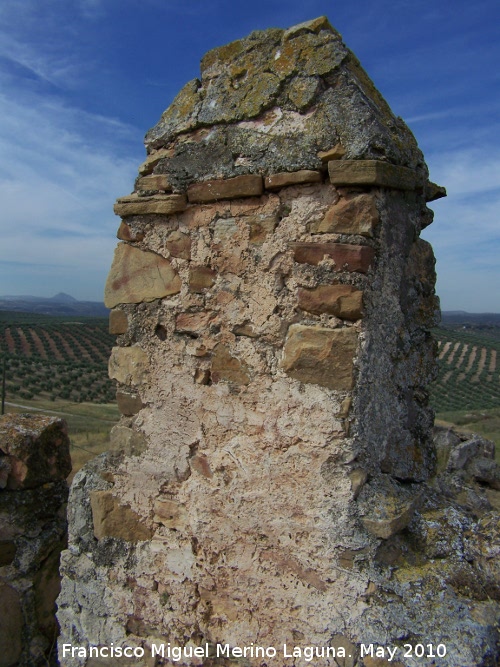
left=430, top=327, right=500, bottom=412
left=1, top=309, right=499, bottom=473
left=0, top=310, right=119, bottom=477
left=0, top=310, right=116, bottom=404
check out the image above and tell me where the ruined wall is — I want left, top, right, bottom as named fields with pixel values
left=57, top=17, right=499, bottom=667
left=0, top=414, right=71, bottom=667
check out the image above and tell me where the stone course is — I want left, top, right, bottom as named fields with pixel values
left=58, top=15, right=499, bottom=667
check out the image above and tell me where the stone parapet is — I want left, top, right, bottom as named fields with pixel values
left=57, top=15, right=498, bottom=667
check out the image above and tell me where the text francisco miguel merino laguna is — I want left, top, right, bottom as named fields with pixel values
left=62, top=641, right=417, bottom=662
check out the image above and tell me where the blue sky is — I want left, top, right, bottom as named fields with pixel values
left=0, top=0, right=499, bottom=311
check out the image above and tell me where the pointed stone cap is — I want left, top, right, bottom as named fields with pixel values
left=144, top=17, right=427, bottom=191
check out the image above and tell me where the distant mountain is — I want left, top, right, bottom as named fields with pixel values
left=441, top=311, right=500, bottom=325
left=0, top=293, right=109, bottom=317
left=50, top=292, right=78, bottom=303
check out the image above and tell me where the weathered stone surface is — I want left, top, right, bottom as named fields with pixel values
left=210, top=343, right=250, bottom=385
left=109, top=425, right=148, bottom=456
left=264, top=170, right=321, bottom=190
left=328, top=160, right=417, bottom=189
left=145, top=19, right=426, bottom=190
left=293, top=242, right=375, bottom=273
left=349, top=469, right=368, bottom=499
left=447, top=437, right=483, bottom=471
left=109, top=345, right=149, bottom=386
left=165, top=230, right=191, bottom=259
left=310, top=193, right=379, bottom=236
left=188, top=266, right=217, bottom=292
left=116, top=220, right=145, bottom=242
left=138, top=147, right=175, bottom=175
left=281, top=324, right=357, bottom=390
left=90, top=490, right=153, bottom=541
left=425, top=181, right=447, bottom=202
left=187, top=174, right=263, bottom=203
left=297, top=284, right=363, bottom=319
left=153, top=498, right=188, bottom=529
left=116, top=390, right=144, bottom=416
left=135, top=174, right=172, bottom=192
left=246, top=213, right=277, bottom=243
left=0, top=414, right=71, bottom=490
left=467, top=457, right=500, bottom=490
left=318, top=143, right=346, bottom=161
left=109, top=308, right=128, bottom=334
left=0, top=541, right=16, bottom=566
left=0, top=583, right=22, bottom=666
left=358, top=477, right=422, bottom=539
left=104, top=243, right=181, bottom=307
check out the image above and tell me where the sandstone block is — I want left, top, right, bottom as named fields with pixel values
left=114, top=194, right=186, bottom=216
left=187, top=174, right=263, bottom=203
left=297, top=284, right=363, bottom=319
left=116, top=391, right=144, bottom=416
left=104, top=243, right=181, bottom=308
left=317, top=144, right=346, bottom=161
left=281, top=325, right=357, bottom=390
left=0, top=414, right=71, bottom=490
left=293, top=242, right=375, bottom=273
left=175, top=311, right=213, bottom=333
left=328, top=160, right=417, bottom=190
left=138, top=147, right=175, bottom=175
left=109, top=346, right=149, bottom=386
left=211, top=343, right=250, bottom=385
left=136, top=174, right=172, bottom=192
left=264, top=170, right=321, bottom=190
left=166, top=230, right=191, bottom=259
left=116, top=220, right=145, bottom=242
left=0, top=583, right=22, bottom=666
left=153, top=498, right=188, bottom=529
left=109, top=309, right=128, bottom=334
left=189, top=266, right=217, bottom=292
left=90, top=490, right=153, bottom=541
left=310, top=193, right=379, bottom=236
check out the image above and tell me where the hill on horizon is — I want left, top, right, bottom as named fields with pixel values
left=0, top=293, right=108, bottom=317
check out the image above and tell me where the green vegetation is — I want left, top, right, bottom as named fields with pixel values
left=0, top=311, right=118, bottom=477
left=0, top=311, right=116, bottom=404
left=430, top=327, right=500, bottom=412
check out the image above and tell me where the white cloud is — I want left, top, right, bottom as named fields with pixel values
left=0, top=88, right=141, bottom=300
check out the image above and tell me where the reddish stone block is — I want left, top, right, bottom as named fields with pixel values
left=264, top=170, right=321, bottom=190
left=187, top=175, right=263, bottom=203
left=292, top=243, right=375, bottom=273
left=298, top=284, right=363, bottom=319
left=116, top=221, right=145, bottom=242
left=189, top=266, right=217, bottom=292
left=310, top=193, right=379, bottom=236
